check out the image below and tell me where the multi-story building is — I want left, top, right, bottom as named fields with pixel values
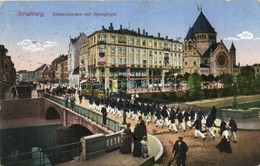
left=86, top=23, right=183, bottom=92
left=17, top=70, right=35, bottom=82
left=79, top=40, right=88, bottom=80
left=0, top=45, right=16, bottom=99
left=35, top=64, right=55, bottom=83
left=183, top=11, right=238, bottom=76
left=68, top=33, right=87, bottom=87
left=56, top=57, right=69, bottom=85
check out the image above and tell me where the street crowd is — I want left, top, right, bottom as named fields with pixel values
left=63, top=92, right=238, bottom=166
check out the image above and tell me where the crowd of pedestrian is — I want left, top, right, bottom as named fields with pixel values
left=62, top=91, right=239, bottom=165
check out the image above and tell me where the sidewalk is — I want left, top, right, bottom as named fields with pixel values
left=59, top=134, right=162, bottom=166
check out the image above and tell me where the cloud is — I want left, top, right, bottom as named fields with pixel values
left=255, top=37, right=260, bottom=40
left=224, top=37, right=239, bottom=41
left=224, top=31, right=258, bottom=41
left=17, top=39, right=58, bottom=52
left=237, top=31, right=254, bottom=40
left=43, top=41, right=58, bottom=48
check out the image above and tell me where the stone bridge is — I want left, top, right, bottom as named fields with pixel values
left=0, top=96, right=119, bottom=144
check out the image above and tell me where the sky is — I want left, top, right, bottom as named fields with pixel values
left=1, top=0, right=260, bottom=71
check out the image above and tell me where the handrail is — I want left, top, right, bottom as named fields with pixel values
left=0, top=142, right=82, bottom=166
left=42, top=93, right=120, bottom=132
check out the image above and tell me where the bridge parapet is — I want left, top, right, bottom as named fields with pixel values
left=81, top=131, right=123, bottom=160
left=43, top=93, right=120, bottom=132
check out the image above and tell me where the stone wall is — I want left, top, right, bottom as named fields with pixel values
left=0, top=98, right=45, bottom=119
left=185, top=94, right=260, bottom=107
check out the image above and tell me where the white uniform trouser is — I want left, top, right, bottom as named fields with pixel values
left=184, top=120, right=191, bottom=129
left=230, top=131, right=237, bottom=141
left=168, top=122, right=178, bottom=132
left=206, top=127, right=216, bottom=137
left=195, top=129, right=205, bottom=138
left=155, top=118, right=161, bottom=127
left=177, top=121, right=186, bottom=131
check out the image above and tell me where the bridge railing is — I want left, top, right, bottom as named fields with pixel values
left=0, top=141, right=82, bottom=166
left=42, top=93, right=120, bottom=132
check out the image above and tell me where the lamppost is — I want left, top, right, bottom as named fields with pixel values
left=174, top=73, right=178, bottom=92
left=233, top=76, right=237, bottom=109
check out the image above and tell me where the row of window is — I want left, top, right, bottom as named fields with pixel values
left=89, top=34, right=182, bottom=51
left=99, top=45, right=182, bottom=58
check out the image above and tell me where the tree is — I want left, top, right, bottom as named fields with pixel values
left=220, top=74, right=233, bottom=88
left=237, top=74, right=255, bottom=95
left=187, top=73, right=203, bottom=100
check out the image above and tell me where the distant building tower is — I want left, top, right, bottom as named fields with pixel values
left=183, top=11, right=237, bottom=76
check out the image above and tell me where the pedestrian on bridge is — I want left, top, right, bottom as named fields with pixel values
left=120, top=123, right=132, bottom=154
left=101, top=105, right=107, bottom=125
left=133, top=116, right=147, bottom=157
left=70, top=95, right=76, bottom=110
left=64, top=93, right=69, bottom=108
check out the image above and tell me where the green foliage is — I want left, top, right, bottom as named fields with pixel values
left=220, top=74, right=233, bottom=88
left=187, top=73, right=202, bottom=100
left=237, top=74, right=256, bottom=95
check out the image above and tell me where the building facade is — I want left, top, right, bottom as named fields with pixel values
left=0, top=45, right=16, bottom=99
left=56, top=57, right=69, bottom=85
left=183, top=11, right=237, bottom=76
left=17, top=70, right=35, bottom=82
left=79, top=41, right=88, bottom=80
left=86, top=23, right=183, bottom=92
left=68, top=33, right=87, bottom=87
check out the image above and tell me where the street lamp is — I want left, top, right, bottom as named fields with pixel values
left=174, top=73, right=178, bottom=92
left=233, top=76, right=237, bottom=109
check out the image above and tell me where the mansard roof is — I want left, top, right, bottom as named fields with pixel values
left=192, top=11, right=216, bottom=34
left=70, top=33, right=86, bottom=44
left=90, top=23, right=181, bottom=43
left=185, top=27, right=196, bottom=40
left=202, top=42, right=220, bottom=57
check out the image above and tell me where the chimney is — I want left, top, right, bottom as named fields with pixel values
left=138, top=28, right=140, bottom=34
left=120, top=25, right=122, bottom=30
left=110, top=23, right=113, bottom=30
left=143, top=29, right=145, bottom=35
left=146, top=32, right=148, bottom=36
left=158, top=33, right=160, bottom=38
left=166, top=36, right=168, bottom=40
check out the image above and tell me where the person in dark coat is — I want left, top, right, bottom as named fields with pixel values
left=120, top=123, right=132, bottom=154
left=192, top=117, right=206, bottom=141
left=177, top=111, right=185, bottom=131
left=183, top=109, right=190, bottom=129
left=211, top=105, right=217, bottom=120
left=189, top=107, right=195, bottom=126
left=168, top=108, right=178, bottom=133
left=197, top=108, right=205, bottom=120
left=219, top=118, right=227, bottom=135
left=205, top=113, right=216, bottom=139
left=216, top=125, right=232, bottom=153
left=133, top=116, right=147, bottom=157
left=101, top=106, right=107, bottom=125
left=161, top=105, right=169, bottom=129
left=11, top=86, right=17, bottom=99
left=228, top=118, right=238, bottom=142
left=172, top=135, right=188, bottom=166
left=78, top=91, right=83, bottom=104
